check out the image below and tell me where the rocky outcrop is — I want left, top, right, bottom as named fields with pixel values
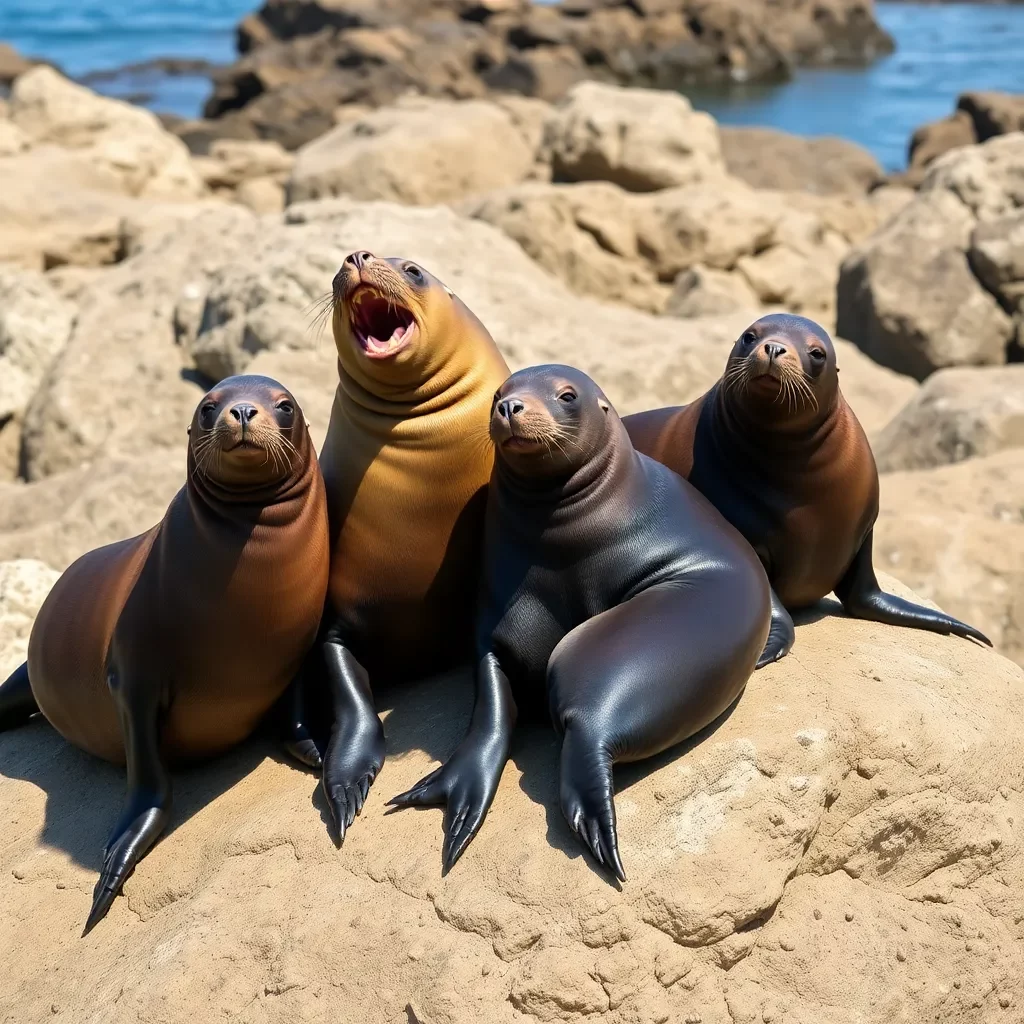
left=872, top=366, right=1024, bottom=473
left=836, top=134, right=1024, bottom=380
left=904, top=90, right=1024, bottom=186
left=720, top=127, right=885, bottom=195
left=287, top=96, right=543, bottom=205
left=543, top=82, right=724, bottom=192
left=876, top=448, right=1024, bottom=670
left=1, top=563, right=1020, bottom=1022
left=0, top=42, right=42, bottom=87
left=465, top=175, right=878, bottom=317
left=201, top=0, right=894, bottom=150
left=0, top=559, right=60, bottom=678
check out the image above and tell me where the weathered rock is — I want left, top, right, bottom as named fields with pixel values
left=0, top=119, right=30, bottom=157
left=873, top=366, right=1024, bottom=473
left=919, top=132, right=1024, bottom=222
left=876, top=448, right=1024, bottom=669
left=958, top=90, right=1024, bottom=142
left=193, top=138, right=295, bottom=190
left=836, top=187, right=1014, bottom=380
left=235, top=175, right=286, bottom=214
left=0, top=559, right=60, bottom=679
left=543, top=81, right=725, bottom=192
left=20, top=205, right=261, bottom=480
left=0, top=454, right=183, bottom=573
left=0, top=42, right=39, bottom=87
left=665, top=265, right=760, bottom=319
left=0, top=564, right=1020, bottom=1022
left=9, top=67, right=206, bottom=200
left=720, top=127, right=884, bottom=195
left=904, top=110, right=975, bottom=187
left=970, top=209, right=1024, bottom=314
left=831, top=337, right=918, bottom=438
left=287, top=97, right=537, bottom=205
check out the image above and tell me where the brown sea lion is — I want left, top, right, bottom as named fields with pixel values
left=622, top=313, right=991, bottom=665
left=0, top=375, right=329, bottom=934
left=389, top=365, right=771, bottom=879
left=287, top=251, right=510, bottom=842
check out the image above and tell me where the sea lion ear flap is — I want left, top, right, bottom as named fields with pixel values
left=443, top=285, right=453, bottom=298
left=186, top=425, right=191, bottom=435
left=599, top=399, right=610, bottom=415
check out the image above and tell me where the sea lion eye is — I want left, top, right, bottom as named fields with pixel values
left=276, top=400, right=295, bottom=415
left=741, top=331, right=757, bottom=346
left=404, top=264, right=424, bottom=282
left=809, top=349, right=826, bottom=362
left=558, top=390, right=577, bottom=403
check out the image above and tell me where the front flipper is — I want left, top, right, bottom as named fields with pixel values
left=388, top=653, right=516, bottom=873
left=0, top=662, right=38, bottom=732
left=84, top=668, right=171, bottom=936
left=559, top=726, right=625, bottom=882
left=279, top=668, right=322, bottom=770
left=756, top=588, right=795, bottom=669
left=321, top=633, right=385, bottom=845
left=835, top=529, right=992, bottom=647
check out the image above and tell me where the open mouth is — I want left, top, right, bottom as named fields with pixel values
left=348, top=286, right=415, bottom=359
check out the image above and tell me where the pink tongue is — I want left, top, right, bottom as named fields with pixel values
left=367, top=324, right=406, bottom=351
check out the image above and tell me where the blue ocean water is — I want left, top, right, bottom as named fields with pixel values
left=0, top=1, right=1021, bottom=169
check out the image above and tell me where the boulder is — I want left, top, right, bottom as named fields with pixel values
left=904, top=110, right=975, bottom=187
left=9, top=67, right=206, bottom=200
left=235, top=175, right=286, bottom=214
left=665, top=265, right=760, bottom=319
left=919, top=132, right=1024, bottom=222
left=836, top=186, right=1014, bottom=380
left=287, top=97, right=538, bottom=205
left=0, top=42, right=39, bottom=86
left=876, top=448, right=1024, bottom=670
left=0, top=120, right=30, bottom=157
left=543, top=82, right=725, bottom=192
left=0, top=559, right=60, bottom=679
left=719, top=127, right=884, bottom=195
left=872, top=366, right=1024, bottom=473
left=830, top=338, right=918, bottom=438
left=957, top=91, right=1024, bottom=142
left=193, top=138, right=295, bottom=190
left=0, top=568, right=1021, bottom=1022
left=970, top=209, right=1024, bottom=314
left=20, top=205, right=261, bottom=480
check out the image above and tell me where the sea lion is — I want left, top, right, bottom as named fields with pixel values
left=0, top=376, right=329, bottom=934
left=289, top=251, right=509, bottom=842
left=389, top=365, right=770, bottom=878
left=623, top=313, right=991, bottom=665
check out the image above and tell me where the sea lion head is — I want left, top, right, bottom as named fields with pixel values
left=490, top=364, right=614, bottom=484
left=331, top=251, right=491, bottom=395
left=721, top=313, right=838, bottom=428
left=187, top=375, right=311, bottom=492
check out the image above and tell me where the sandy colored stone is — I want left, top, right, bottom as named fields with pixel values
left=0, top=569, right=1020, bottom=1022
left=873, top=365, right=1024, bottom=472
left=543, top=81, right=725, bottom=192
left=9, top=67, right=206, bottom=200
left=0, top=119, right=29, bottom=157
left=20, top=205, right=261, bottom=480
left=837, top=188, right=1014, bottom=380
left=287, top=97, right=537, bottom=206
left=970, top=208, right=1024, bottom=314
left=918, top=132, right=1024, bottom=222
left=665, top=265, right=760, bottom=319
left=0, top=559, right=60, bottom=679
left=234, top=175, right=286, bottom=214
left=203, top=138, right=294, bottom=188
left=876, top=449, right=1024, bottom=668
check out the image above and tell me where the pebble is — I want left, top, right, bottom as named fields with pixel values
left=999, top=995, right=1012, bottom=1009
left=896, top=948, right=907, bottom=963
left=813, top=909, right=822, bottom=921
left=845, top=911, right=855, bottom=922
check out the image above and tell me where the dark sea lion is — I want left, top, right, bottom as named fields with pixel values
left=389, top=365, right=771, bottom=879
left=0, top=375, right=329, bottom=934
left=623, top=313, right=991, bottom=665
left=289, top=251, right=509, bottom=842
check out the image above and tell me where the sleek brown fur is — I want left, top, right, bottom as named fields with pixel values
left=301, top=251, right=510, bottom=842
left=0, top=375, right=329, bottom=932
left=624, top=313, right=990, bottom=665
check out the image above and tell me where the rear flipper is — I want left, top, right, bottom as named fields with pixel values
left=548, top=579, right=766, bottom=882
left=84, top=666, right=171, bottom=937
left=278, top=667, right=323, bottom=770
left=836, top=530, right=992, bottom=647
left=756, top=588, right=795, bottom=669
left=0, top=662, right=38, bottom=732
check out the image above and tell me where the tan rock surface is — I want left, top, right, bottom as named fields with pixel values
left=0, top=570, right=1020, bottom=1023
left=9, top=67, right=206, bottom=200
left=0, top=559, right=60, bottom=679
left=876, top=449, right=1024, bottom=668
left=543, top=81, right=725, bottom=192
left=873, top=366, right=1024, bottom=472
left=665, top=265, right=761, bottom=319
left=287, top=97, right=538, bottom=206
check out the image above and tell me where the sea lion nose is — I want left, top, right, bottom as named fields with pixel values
left=229, top=403, right=259, bottom=425
left=497, top=398, right=525, bottom=421
left=345, top=251, right=374, bottom=270
left=763, top=342, right=787, bottom=362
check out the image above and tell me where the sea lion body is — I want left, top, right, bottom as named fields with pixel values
left=0, top=375, right=329, bottom=932
left=300, top=252, right=509, bottom=840
left=390, top=365, right=771, bottom=878
left=624, top=313, right=990, bottom=663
